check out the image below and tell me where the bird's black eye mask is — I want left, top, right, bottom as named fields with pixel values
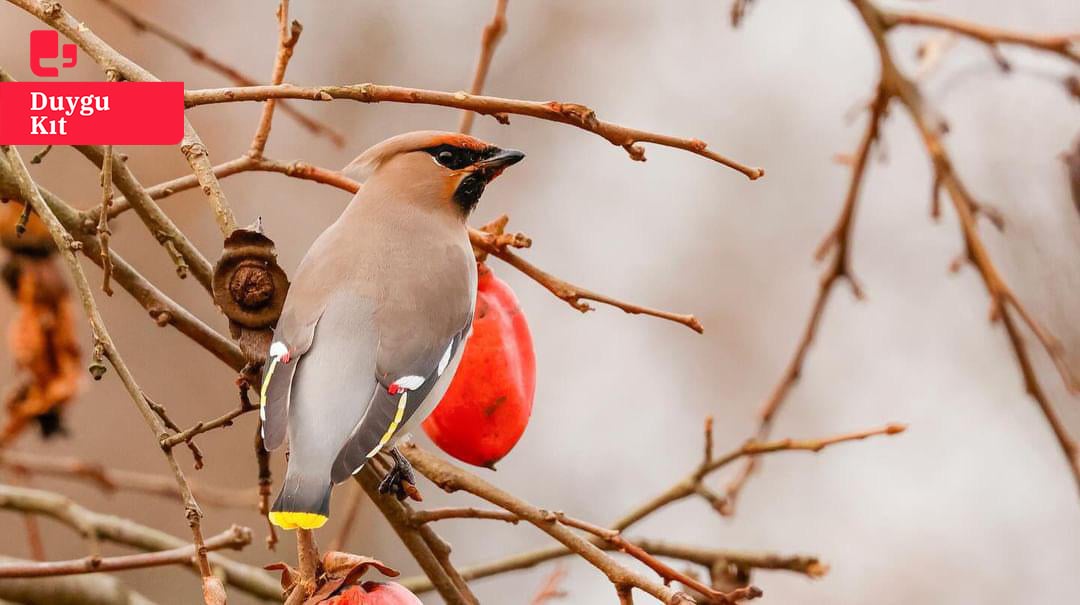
left=423, top=144, right=500, bottom=214
left=423, top=144, right=498, bottom=171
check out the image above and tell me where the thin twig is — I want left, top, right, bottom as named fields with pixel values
left=0, top=483, right=279, bottom=599
left=846, top=0, right=1080, bottom=496
left=403, top=443, right=696, bottom=604
left=490, top=246, right=704, bottom=333
left=29, top=145, right=53, bottom=165
left=184, top=83, right=764, bottom=179
left=0, top=450, right=255, bottom=509
left=554, top=513, right=761, bottom=604
left=161, top=398, right=257, bottom=450
left=881, top=8, right=1080, bottom=64
left=412, top=507, right=520, bottom=525
left=0, top=526, right=251, bottom=578
left=249, top=0, right=304, bottom=158
left=96, top=143, right=114, bottom=296
left=459, top=0, right=509, bottom=134
left=144, top=395, right=205, bottom=471
left=93, top=0, right=345, bottom=148
left=529, top=564, right=568, bottom=605
left=614, top=422, right=905, bottom=532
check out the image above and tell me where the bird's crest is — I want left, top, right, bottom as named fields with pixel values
left=341, top=130, right=490, bottom=181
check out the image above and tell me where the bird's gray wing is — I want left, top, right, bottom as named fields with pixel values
left=259, top=311, right=320, bottom=451
left=284, top=294, right=379, bottom=479
left=329, top=318, right=471, bottom=483
left=258, top=244, right=344, bottom=451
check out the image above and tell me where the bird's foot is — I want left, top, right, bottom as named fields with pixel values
left=378, top=448, right=423, bottom=502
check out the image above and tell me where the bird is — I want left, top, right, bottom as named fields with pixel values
left=259, top=130, right=525, bottom=530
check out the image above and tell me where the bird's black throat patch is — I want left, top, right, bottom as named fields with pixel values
left=453, top=172, right=486, bottom=214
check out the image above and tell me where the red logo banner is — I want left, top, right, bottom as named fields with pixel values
left=0, top=81, right=185, bottom=145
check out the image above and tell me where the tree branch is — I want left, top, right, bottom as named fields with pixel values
left=355, top=464, right=475, bottom=605
left=184, top=83, right=764, bottom=179
left=880, top=9, right=1080, bottom=64
left=92, top=0, right=345, bottom=148
left=0, top=450, right=254, bottom=509
left=0, top=483, right=279, bottom=600
left=846, top=0, right=1080, bottom=497
left=0, top=526, right=251, bottom=578
left=458, top=0, right=509, bottom=135
left=249, top=0, right=304, bottom=158
left=0, top=561, right=156, bottom=605
left=402, top=443, right=697, bottom=604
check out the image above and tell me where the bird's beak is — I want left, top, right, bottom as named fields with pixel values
left=474, top=148, right=525, bottom=180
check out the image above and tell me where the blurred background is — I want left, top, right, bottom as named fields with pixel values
left=1, top=0, right=1079, bottom=603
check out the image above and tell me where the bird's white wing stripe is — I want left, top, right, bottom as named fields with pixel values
left=269, top=341, right=289, bottom=359
left=393, top=375, right=426, bottom=390
left=437, top=341, right=454, bottom=376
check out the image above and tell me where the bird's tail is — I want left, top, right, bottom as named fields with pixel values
left=269, top=467, right=331, bottom=530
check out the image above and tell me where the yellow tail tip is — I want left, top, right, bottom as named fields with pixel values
left=268, top=511, right=328, bottom=530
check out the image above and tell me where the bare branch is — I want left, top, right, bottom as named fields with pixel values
left=614, top=423, right=905, bottom=532
left=0, top=526, right=251, bottom=578
left=459, top=0, right=510, bottom=134
left=0, top=483, right=279, bottom=600
left=0, top=450, right=254, bottom=509
left=92, top=0, right=345, bottom=147
left=529, top=564, right=567, bottom=605
left=881, top=9, right=1080, bottom=64
left=356, top=464, right=475, bottom=605
left=96, top=142, right=114, bottom=296
left=403, top=443, right=697, bottom=604
left=249, top=0, right=304, bottom=157
left=847, top=0, right=1080, bottom=496
left=184, top=83, right=764, bottom=179
left=0, top=564, right=155, bottom=605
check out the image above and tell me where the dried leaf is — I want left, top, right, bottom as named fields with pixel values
left=321, top=551, right=399, bottom=584
left=1, top=256, right=82, bottom=446
left=264, top=561, right=300, bottom=592
left=302, top=552, right=399, bottom=604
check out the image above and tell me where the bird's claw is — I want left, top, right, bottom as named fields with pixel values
left=379, top=448, right=423, bottom=502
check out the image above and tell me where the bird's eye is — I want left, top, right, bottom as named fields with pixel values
left=426, top=145, right=475, bottom=170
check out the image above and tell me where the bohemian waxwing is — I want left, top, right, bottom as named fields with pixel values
left=260, top=131, right=524, bottom=530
